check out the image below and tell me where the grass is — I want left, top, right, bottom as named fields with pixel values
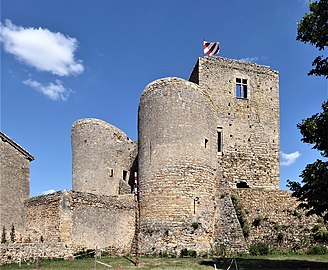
left=0, top=254, right=328, bottom=269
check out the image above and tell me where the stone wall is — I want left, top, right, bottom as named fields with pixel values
left=72, top=119, right=137, bottom=196
left=232, top=189, right=320, bottom=249
left=70, top=191, right=135, bottom=252
left=0, top=132, right=33, bottom=235
left=190, top=57, right=280, bottom=190
left=23, top=191, right=135, bottom=255
left=24, top=192, right=63, bottom=243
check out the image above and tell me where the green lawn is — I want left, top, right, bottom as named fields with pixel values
left=0, top=255, right=327, bottom=270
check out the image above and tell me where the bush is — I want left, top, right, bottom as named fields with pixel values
left=252, top=215, right=264, bottom=227
left=312, top=225, right=328, bottom=243
left=249, top=243, right=271, bottom=256
left=305, top=244, right=328, bottom=255
left=212, top=244, right=227, bottom=257
left=180, top=248, right=197, bottom=258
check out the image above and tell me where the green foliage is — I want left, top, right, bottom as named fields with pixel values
left=287, top=101, right=328, bottom=222
left=277, top=231, right=287, bottom=243
left=211, top=244, right=227, bottom=257
left=1, top=226, right=6, bottom=244
left=231, top=194, right=250, bottom=238
left=249, top=242, right=271, bottom=256
left=297, top=0, right=328, bottom=77
left=297, top=101, right=328, bottom=158
left=312, top=224, right=328, bottom=243
left=287, top=159, right=328, bottom=221
left=180, top=248, right=197, bottom=258
left=305, top=244, right=328, bottom=255
left=252, top=215, right=264, bottom=227
left=10, top=225, right=15, bottom=243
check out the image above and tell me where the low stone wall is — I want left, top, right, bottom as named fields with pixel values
left=232, top=189, right=319, bottom=250
left=0, top=242, right=71, bottom=265
left=1, top=190, right=135, bottom=265
left=70, top=191, right=135, bottom=253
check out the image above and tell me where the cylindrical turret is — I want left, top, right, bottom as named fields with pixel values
left=138, top=78, right=217, bottom=253
left=72, top=118, right=136, bottom=196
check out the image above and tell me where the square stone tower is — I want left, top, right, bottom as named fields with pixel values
left=190, top=56, right=280, bottom=190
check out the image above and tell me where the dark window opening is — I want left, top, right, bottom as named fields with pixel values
left=236, top=78, right=248, bottom=99
left=217, top=127, right=222, bottom=153
left=205, top=138, right=209, bottom=148
left=236, top=181, right=250, bottom=188
left=149, top=142, right=152, bottom=165
left=110, top=169, right=113, bottom=177
left=123, top=170, right=128, bottom=181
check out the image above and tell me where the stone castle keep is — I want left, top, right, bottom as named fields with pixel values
left=1, top=56, right=317, bottom=262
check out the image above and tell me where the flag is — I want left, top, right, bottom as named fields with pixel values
left=203, top=41, right=220, bottom=56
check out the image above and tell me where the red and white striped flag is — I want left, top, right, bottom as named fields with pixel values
left=203, top=41, right=220, bottom=56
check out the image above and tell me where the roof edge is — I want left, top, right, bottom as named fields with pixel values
left=0, top=131, right=35, bottom=161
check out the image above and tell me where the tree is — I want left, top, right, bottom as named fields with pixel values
left=296, top=0, right=328, bottom=77
left=10, top=224, right=15, bottom=243
left=287, top=0, right=328, bottom=221
left=1, top=226, right=7, bottom=244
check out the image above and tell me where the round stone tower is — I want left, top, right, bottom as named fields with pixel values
left=138, top=77, right=218, bottom=253
left=72, top=118, right=136, bottom=196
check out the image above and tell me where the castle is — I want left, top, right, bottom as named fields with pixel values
left=1, top=56, right=317, bottom=262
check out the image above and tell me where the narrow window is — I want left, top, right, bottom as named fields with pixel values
left=217, top=127, right=222, bottom=154
left=123, top=170, right=128, bottom=181
left=149, top=142, right=152, bottom=165
left=236, top=78, right=248, bottom=99
left=205, top=138, right=209, bottom=148
left=110, top=169, right=113, bottom=177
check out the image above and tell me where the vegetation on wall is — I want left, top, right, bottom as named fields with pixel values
left=231, top=194, right=250, bottom=238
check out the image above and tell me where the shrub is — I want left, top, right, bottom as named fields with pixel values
left=180, top=248, right=197, bottom=258
left=10, top=224, right=15, bottom=243
left=1, top=226, right=7, bottom=244
left=305, top=244, right=328, bottom=255
left=277, top=231, right=286, bottom=243
left=242, top=225, right=250, bottom=238
left=252, top=215, right=264, bottom=227
left=212, top=244, right=227, bottom=257
left=249, top=242, right=271, bottom=256
left=312, top=225, right=328, bottom=243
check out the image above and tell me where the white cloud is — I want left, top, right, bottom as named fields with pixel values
left=0, top=19, right=84, bottom=76
left=239, top=57, right=260, bottom=63
left=41, top=189, right=56, bottom=195
left=281, top=151, right=301, bottom=166
left=23, top=79, right=71, bottom=101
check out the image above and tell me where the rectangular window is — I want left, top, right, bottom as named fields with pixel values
left=217, top=127, right=222, bottom=154
left=205, top=138, right=209, bottom=148
left=236, top=78, right=248, bottom=99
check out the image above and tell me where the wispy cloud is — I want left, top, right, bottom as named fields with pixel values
left=41, top=189, right=56, bottom=195
left=23, top=79, right=71, bottom=101
left=281, top=151, right=301, bottom=166
left=0, top=19, right=84, bottom=76
left=239, top=56, right=260, bottom=63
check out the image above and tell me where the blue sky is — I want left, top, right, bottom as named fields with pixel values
left=1, top=0, right=327, bottom=196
